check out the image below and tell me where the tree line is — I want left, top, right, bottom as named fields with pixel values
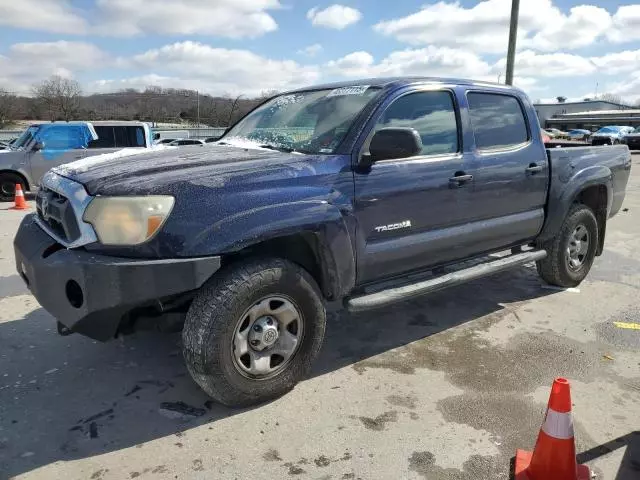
left=0, top=75, right=276, bottom=129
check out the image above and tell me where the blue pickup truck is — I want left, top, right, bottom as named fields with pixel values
left=14, top=77, right=631, bottom=406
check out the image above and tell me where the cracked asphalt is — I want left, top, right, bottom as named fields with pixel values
left=1, top=155, right=640, bottom=480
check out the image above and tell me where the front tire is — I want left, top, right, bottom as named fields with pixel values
left=0, top=172, right=26, bottom=202
left=536, top=204, right=598, bottom=288
left=182, top=258, right=326, bottom=407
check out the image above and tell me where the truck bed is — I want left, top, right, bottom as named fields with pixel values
left=545, top=145, right=631, bottom=233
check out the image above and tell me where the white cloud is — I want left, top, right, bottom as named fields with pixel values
left=327, top=51, right=374, bottom=77
left=0, top=41, right=108, bottom=93
left=493, top=50, right=596, bottom=78
left=94, top=0, right=280, bottom=38
left=328, top=47, right=492, bottom=79
left=599, top=73, right=640, bottom=103
left=307, top=4, right=362, bottom=30
left=527, top=5, right=611, bottom=51
left=609, top=5, right=640, bottom=43
left=125, top=41, right=319, bottom=96
left=0, top=0, right=87, bottom=34
left=298, top=44, right=323, bottom=57
left=374, top=0, right=613, bottom=54
left=590, top=50, right=640, bottom=75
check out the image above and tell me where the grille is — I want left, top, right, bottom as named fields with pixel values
left=36, top=188, right=81, bottom=243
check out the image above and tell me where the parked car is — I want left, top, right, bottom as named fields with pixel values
left=0, top=121, right=152, bottom=201
left=567, top=129, right=591, bottom=141
left=204, top=137, right=221, bottom=143
left=622, top=127, right=640, bottom=150
left=169, top=139, right=205, bottom=146
left=590, top=126, right=634, bottom=146
left=544, top=128, right=569, bottom=139
left=153, top=130, right=190, bottom=143
left=14, top=77, right=631, bottom=407
left=541, top=129, right=552, bottom=143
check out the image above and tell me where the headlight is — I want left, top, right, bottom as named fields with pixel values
left=83, top=196, right=175, bottom=245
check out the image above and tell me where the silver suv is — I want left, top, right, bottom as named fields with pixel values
left=0, top=121, right=151, bottom=201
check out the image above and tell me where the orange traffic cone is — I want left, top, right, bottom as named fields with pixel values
left=515, top=378, right=590, bottom=480
left=10, top=183, right=28, bottom=210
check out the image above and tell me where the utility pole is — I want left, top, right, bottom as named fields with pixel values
left=196, top=90, right=200, bottom=128
left=505, top=0, right=520, bottom=85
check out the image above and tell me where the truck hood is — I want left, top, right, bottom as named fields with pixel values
left=52, top=144, right=310, bottom=195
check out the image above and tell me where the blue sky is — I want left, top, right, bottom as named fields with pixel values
left=2, top=1, right=640, bottom=102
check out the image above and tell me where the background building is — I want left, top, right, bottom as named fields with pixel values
left=534, top=100, right=636, bottom=131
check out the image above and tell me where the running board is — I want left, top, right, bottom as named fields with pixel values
left=346, top=249, right=547, bottom=312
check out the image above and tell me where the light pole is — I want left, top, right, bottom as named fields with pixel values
left=505, top=0, right=520, bottom=85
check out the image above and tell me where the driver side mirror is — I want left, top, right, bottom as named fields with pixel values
left=32, top=141, right=44, bottom=151
left=367, top=127, right=422, bottom=163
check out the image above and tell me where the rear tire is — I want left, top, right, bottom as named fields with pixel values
left=536, top=204, right=598, bottom=288
left=182, top=257, right=326, bottom=407
left=0, top=172, right=26, bottom=202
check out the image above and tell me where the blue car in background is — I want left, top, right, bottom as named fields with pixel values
left=567, top=129, right=591, bottom=141
left=590, top=126, right=634, bottom=146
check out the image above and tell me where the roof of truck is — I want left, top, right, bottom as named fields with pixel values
left=287, top=77, right=516, bottom=93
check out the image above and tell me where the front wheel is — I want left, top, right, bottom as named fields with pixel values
left=0, top=172, right=26, bottom=202
left=536, top=204, right=598, bottom=288
left=182, top=258, right=326, bottom=407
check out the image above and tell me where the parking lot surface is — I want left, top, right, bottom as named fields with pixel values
left=1, top=156, right=640, bottom=480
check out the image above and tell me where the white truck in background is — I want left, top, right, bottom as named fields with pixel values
left=0, top=121, right=152, bottom=201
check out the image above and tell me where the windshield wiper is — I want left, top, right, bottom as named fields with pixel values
left=259, top=144, right=295, bottom=153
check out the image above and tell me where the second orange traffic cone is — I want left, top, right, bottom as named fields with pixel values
left=515, top=377, right=590, bottom=480
left=10, top=183, right=28, bottom=210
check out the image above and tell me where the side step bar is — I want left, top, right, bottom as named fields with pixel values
left=346, top=249, right=547, bottom=312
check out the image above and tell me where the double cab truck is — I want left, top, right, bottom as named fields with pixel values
left=0, top=121, right=152, bottom=201
left=14, top=78, right=631, bottom=407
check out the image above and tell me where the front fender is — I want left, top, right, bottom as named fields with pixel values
left=539, top=164, right=612, bottom=242
left=0, top=152, right=33, bottom=189
left=184, top=200, right=357, bottom=299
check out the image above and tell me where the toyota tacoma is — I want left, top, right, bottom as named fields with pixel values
left=14, top=78, right=631, bottom=406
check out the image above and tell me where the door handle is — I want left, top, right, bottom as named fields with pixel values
left=526, top=164, right=544, bottom=174
left=449, top=174, right=473, bottom=186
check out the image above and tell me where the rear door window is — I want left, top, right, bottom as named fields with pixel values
left=89, top=126, right=116, bottom=148
left=114, top=126, right=145, bottom=147
left=467, top=93, right=529, bottom=150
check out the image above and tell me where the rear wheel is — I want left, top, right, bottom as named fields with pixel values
left=0, top=172, right=26, bottom=202
left=536, top=204, right=598, bottom=287
left=182, top=257, right=326, bottom=407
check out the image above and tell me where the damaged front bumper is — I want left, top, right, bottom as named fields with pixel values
left=14, top=214, right=221, bottom=341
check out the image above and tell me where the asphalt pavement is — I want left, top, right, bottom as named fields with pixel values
left=1, top=156, right=639, bottom=480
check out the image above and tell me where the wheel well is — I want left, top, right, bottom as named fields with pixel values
left=221, top=234, right=330, bottom=299
left=0, top=170, right=30, bottom=191
left=575, top=184, right=607, bottom=255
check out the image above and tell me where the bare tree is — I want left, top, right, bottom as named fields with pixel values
left=226, top=94, right=243, bottom=125
left=0, top=89, right=16, bottom=128
left=32, top=75, right=82, bottom=121
left=556, top=96, right=567, bottom=103
left=598, top=93, right=623, bottom=105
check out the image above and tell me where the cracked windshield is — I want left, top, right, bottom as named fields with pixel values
left=223, top=87, right=381, bottom=153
